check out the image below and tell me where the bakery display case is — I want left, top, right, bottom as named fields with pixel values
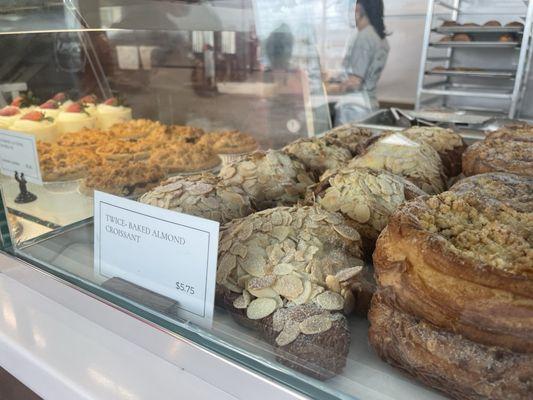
left=0, top=2, right=532, bottom=400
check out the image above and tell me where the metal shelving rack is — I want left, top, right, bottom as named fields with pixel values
left=415, top=0, right=533, bottom=118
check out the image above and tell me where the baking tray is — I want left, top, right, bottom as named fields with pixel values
left=431, top=41, right=520, bottom=48
left=426, top=69, right=516, bottom=78
left=434, top=26, right=524, bottom=34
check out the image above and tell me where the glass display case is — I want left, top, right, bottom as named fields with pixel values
left=0, top=2, right=531, bottom=400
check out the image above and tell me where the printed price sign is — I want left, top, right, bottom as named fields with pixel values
left=94, top=191, right=219, bottom=328
left=0, top=130, right=42, bottom=184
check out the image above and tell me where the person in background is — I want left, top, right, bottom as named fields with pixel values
left=325, top=0, right=389, bottom=126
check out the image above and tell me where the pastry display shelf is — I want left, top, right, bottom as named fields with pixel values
left=16, top=222, right=448, bottom=400
left=420, top=83, right=514, bottom=99
left=430, top=41, right=520, bottom=48
left=434, top=26, right=525, bottom=34
left=425, top=69, right=516, bottom=78
left=0, top=175, right=92, bottom=241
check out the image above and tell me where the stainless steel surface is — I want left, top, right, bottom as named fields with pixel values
left=421, top=88, right=513, bottom=99
left=426, top=69, right=516, bottom=78
left=434, top=26, right=525, bottom=34
left=511, top=2, right=533, bottom=116
left=430, top=41, right=520, bottom=48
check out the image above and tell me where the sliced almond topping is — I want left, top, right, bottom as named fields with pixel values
left=246, top=298, right=277, bottom=320
left=273, top=263, right=294, bottom=275
left=272, top=274, right=304, bottom=299
left=315, top=291, right=344, bottom=311
left=275, top=320, right=301, bottom=346
left=248, top=287, right=279, bottom=299
left=248, top=275, right=276, bottom=290
left=292, top=280, right=312, bottom=305
left=335, top=266, right=363, bottom=283
left=325, top=275, right=341, bottom=293
left=333, top=224, right=361, bottom=242
left=299, top=313, right=333, bottom=335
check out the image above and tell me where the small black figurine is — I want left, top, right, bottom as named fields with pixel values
left=14, top=172, right=37, bottom=204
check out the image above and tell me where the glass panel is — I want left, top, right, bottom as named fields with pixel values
left=3, top=1, right=528, bottom=400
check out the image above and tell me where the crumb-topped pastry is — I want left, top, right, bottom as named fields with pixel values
left=283, top=137, right=352, bottom=175
left=38, top=142, right=101, bottom=181
left=462, top=139, right=533, bottom=177
left=139, top=174, right=253, bottom=224
left=314, top=167, right=426, bottom=252
left=369, top=292, right=533, bottom=400
left=486, top=124, right=533, bottom=143
left=349, top=132, right=447, bottom=194
left=322, top=124, right=373, bottom=156
left=148, top=125, right=205, bottom=144
left=57, top=128, right=115, bottom=148
left=107, top=119, right=164, bottom=140
left=373, top=191, right=533, bottom=353
left=149, top=143, right=221, bottom=174
left=402, top=126, right=467, bottom=177
left=450, top=172, right=533, bottom=213
left=219, top=150, right=315, bottom=210
left=198, top=130, right=258, bottom=154
left=80, top=161, right=165, bottom=198
left=218, top=205, right=365, bottom=379
left=96, top=139, right=155, bottom=162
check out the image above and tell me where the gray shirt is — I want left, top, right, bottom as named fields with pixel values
left=342, top=25, right=390, bottom=106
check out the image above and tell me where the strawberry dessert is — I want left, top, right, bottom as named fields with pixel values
left=57, top=102, right=96, bottom=134
left=11, top=110, right=58, bottom=142
left=0, top=106, right=22, bottom=129
left=96, top=96, right=132, bottom=130
left=37, top=99, right=61, bottom=119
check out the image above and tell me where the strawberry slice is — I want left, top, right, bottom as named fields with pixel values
left=79, top=94, right=97, bottom=105
left=40, top=100, right=59, bottom=109
left=65, top=103, right=84, bottom=113
left=0, top=106, right=21, bottom=117
left=21, top=111, right=45, bottom=121
left=52, top=92, right=67, bottom=102
left=103, top=97, right=119, bottom=106
left=11, top=96, right=24, bottom=107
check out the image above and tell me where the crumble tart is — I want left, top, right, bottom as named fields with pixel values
left=80, top=161, right=165, bottom=198
left=107, top=119, right=165, bottom=140
left=38, top=142, right=102, bottom=181
left=149, top=143, right=221, bottom=175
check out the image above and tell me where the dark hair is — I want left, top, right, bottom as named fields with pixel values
left=357, top=0, right=387, bottom=39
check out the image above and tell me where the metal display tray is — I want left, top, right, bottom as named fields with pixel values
left=434, top=26, right=524, bottom=34
left=431, top=41, right=520, bottom=48
left=426, top=69, right=516, bottom=78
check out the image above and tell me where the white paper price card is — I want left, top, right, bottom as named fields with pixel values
left=0, top=130, right=42, bottom=184
left=94, top=191, right=220, bottom=328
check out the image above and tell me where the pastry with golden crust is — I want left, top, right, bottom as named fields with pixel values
left=322, top=124, right=373, bottom=156
left=108, top=119, right=165, bottom=140
left=462, top=139, right=533, bottom=177
left=217, top=205, right=365, bottom=379
left=139, top=174, right=253, bottom=224
left=283, top=137, right=352, bottom=175
left=484, top=20, right=502, bottom=27
left=453, top=33, right=472, bottom=41
left=402, top=126, right=467, bottom=177
left=57, top=128, right=115, bottom=148
left=450, top=172, right=533, bottom=213
left=147, top=125, right=205, bottom=144
left=368, top=292, right=533, bottom=400
left=149, top=143, right=221, bottom=175
left=219, top=150, right=315, bottom=210
left=96, top=139, right=154, bottom=162
left=314, top=167, right=426, bottom=253
left=80, top=161, right=165, bottom=197
left=197, top=130, right=258, bottom=154
left=485, top=124, right=533, bottom=143
left=348, top=132, right=447, bottom=194
left=38, top=142, right=102, bottom=181
left=373, top=191, right=533, bottom=353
